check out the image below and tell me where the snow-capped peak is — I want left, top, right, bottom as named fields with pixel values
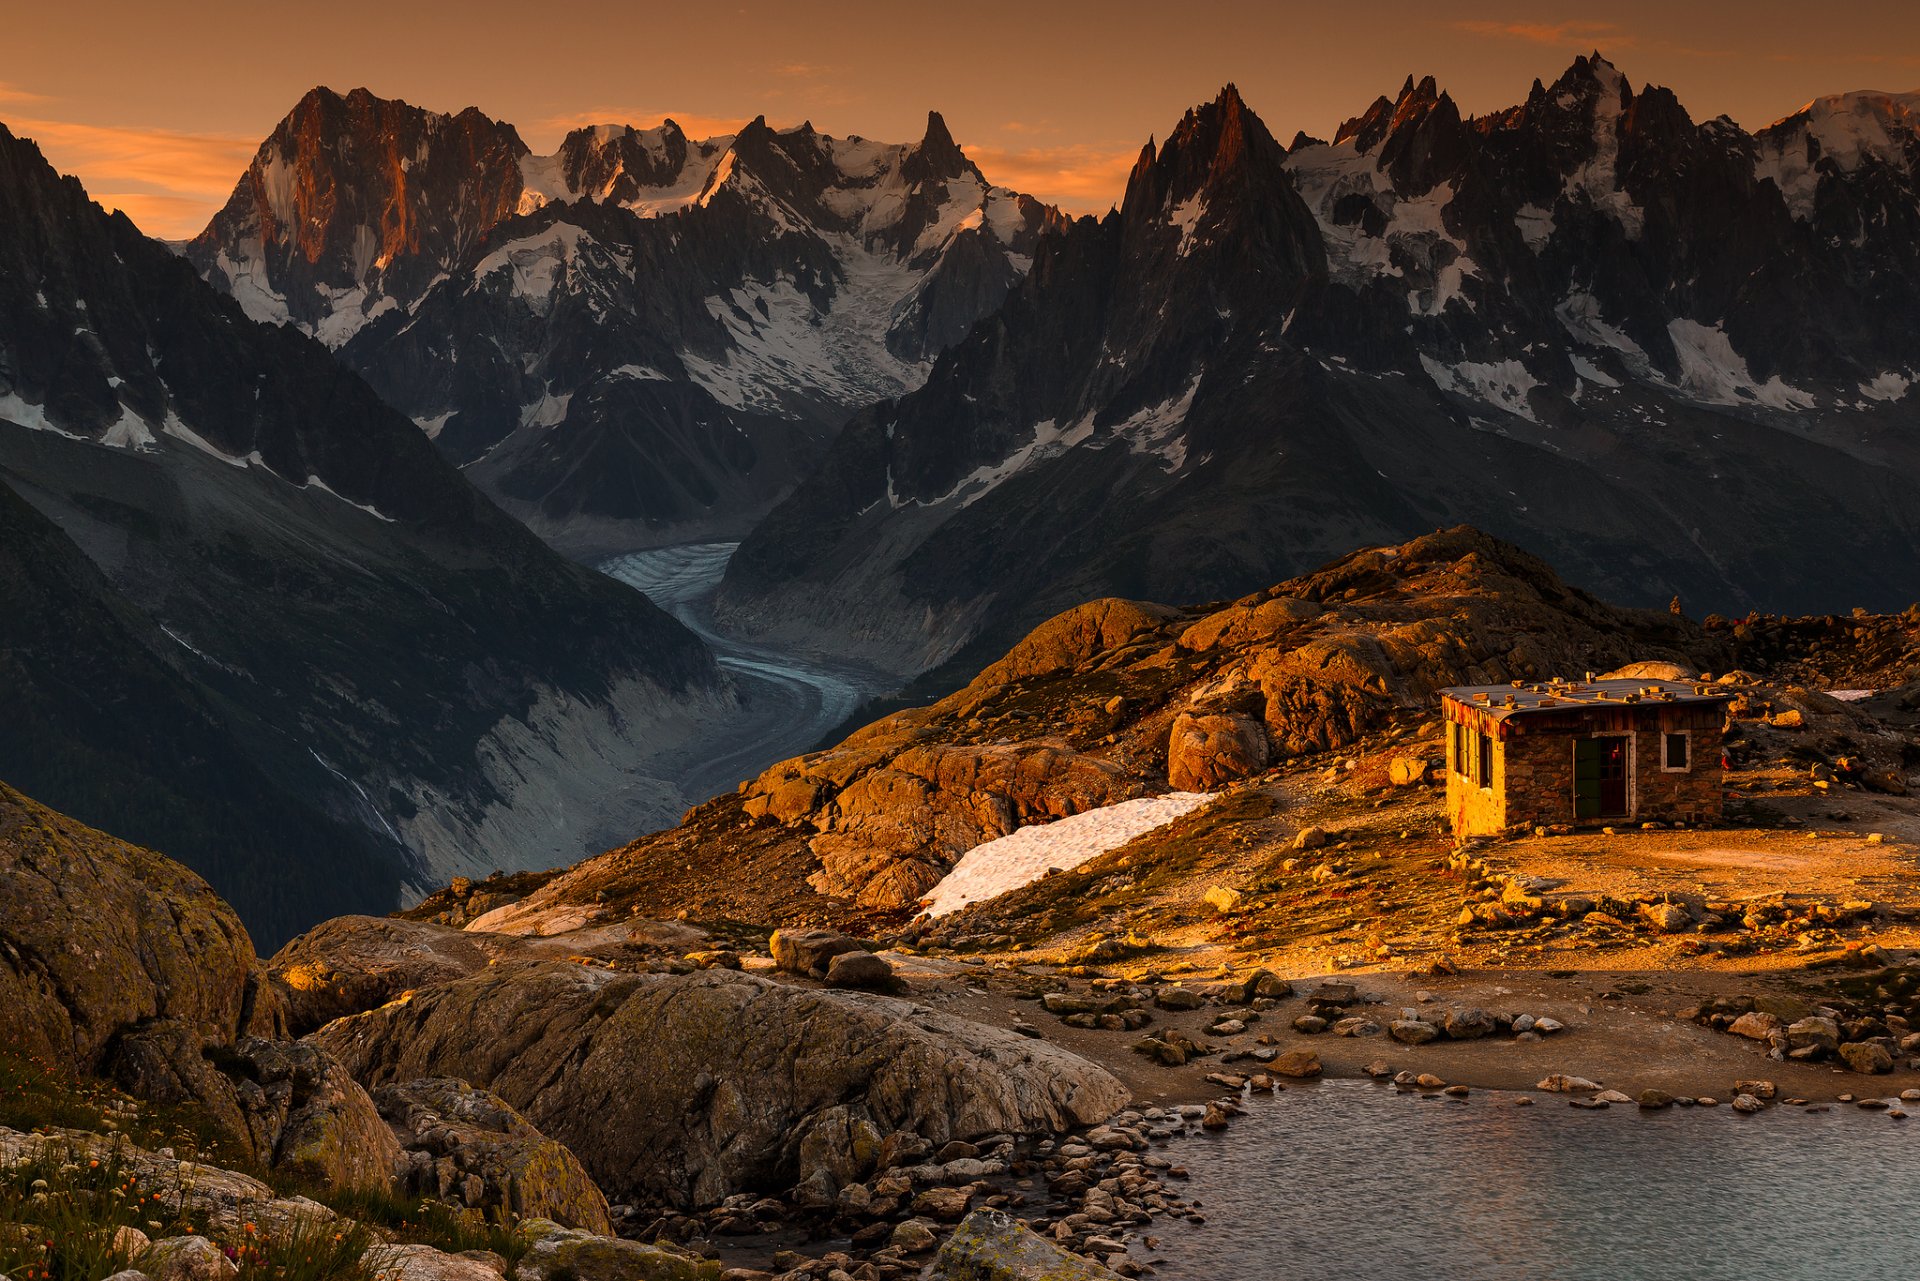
left=1756, top=89, right=1920, bottom=219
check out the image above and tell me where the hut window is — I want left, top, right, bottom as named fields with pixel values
left=1477, top=733, right=1493, bottom=789
left=1452, top=722, right=1466, bottom=775
left=1662, top=732, right=1691, bottom=772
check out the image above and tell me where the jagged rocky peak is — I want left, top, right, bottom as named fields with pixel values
left=549, top=120, right=692, bottom=201
left=1124, top=83, right=1288, bottom=213
left=186, top=86, right=529, bottom=343
left=1335, top=74, right=1454, bottom=156
left=903, top=109, right=979, bottom=183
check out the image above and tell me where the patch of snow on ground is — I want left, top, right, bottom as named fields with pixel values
left=1664, top=319, right=1817, bottom=411
left=921, top=792, right=1215, bottom=918
left=1827, top=689, right=1875, bottom=702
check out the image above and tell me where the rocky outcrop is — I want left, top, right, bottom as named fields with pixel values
left=0, top=782, right=280, bottom=1073
left=745, top=737, right=1149, bottom=909
left=312, top=964, right=1129, bottom=1207
left=928, top=1209, right=1122, bottom=1279
left=1165, top=713, right=1270, bottom=790
left=377, top=1078, right=612, bottom=1233
left=268, top=916, right=499, bottom=1035
left=113, top=1034, right=400, bottom=1192
left=516, top=1220, right=719, bottom=1281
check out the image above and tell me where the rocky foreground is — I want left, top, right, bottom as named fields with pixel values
left=7, top=528, right=1920, bottom=1280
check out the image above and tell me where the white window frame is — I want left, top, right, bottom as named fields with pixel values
left=1660, top=729, right=1692, bottom=773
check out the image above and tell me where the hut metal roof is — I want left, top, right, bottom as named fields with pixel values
left=1438, top=678, right=1733, bottom=722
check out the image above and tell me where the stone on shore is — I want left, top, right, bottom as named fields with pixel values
left=928, top=1208, right=1122, bottom=1279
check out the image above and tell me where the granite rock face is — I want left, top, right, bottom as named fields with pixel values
left=313, top=964, right=1129, bottom=1207
left=0, top=782, right=278, bottom=1073
left=377, top=1078, right=613, bottom=1233
left=927, top=1209, right=1122, bottom=1279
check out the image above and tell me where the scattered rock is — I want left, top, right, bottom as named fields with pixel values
left=1840, top=1041, right=1895, bottom=1075
left=1203, top=886, right=1246, bottom=914
left=928, top=1208, right=1121, bottom=1279
left=516, top=1219, right=720, bottom=1281
left=769, top=929, right=867, bottom=979
left=825, top=951, right=896, bottom=991
left=1167, top=713, right=1271, bottom=792
left=377, top=1077, right=611, bottom=1232
left=1269, top=1050, right=1322, bottom=1079
left=1443, top=1008, right=1495, bottom=1041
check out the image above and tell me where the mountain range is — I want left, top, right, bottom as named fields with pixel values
left=713, top=58, right=1920, bottom=678
left=0, top=121, right=720, bottom=946
left=187, top=88, right=1062, bottom=553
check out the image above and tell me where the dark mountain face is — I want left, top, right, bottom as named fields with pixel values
left=0, top=122, right=719, bottom=947
left=190, top=93, right=1064, bottom=554
left=716, top=62, right=1920, bottom=679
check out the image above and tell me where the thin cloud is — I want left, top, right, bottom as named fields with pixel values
left=0, top=82, right=51, bottom=106
left=1451, top=20, right=1631, bottom=47
left=10, top=117, right=257, bottom=239
left=774, top=63, right=834, bottom=78
left=963, top=143, right=1139, bottom=213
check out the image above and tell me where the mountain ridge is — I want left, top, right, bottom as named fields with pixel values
left=714, top=55, right=1920, bottom=682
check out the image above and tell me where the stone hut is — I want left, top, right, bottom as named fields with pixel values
left=1440, top=678, right=1730, bottom=839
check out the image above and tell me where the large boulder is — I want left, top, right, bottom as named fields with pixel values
left=377, top=1078, right=612, bottom=1233
left=268, top=916, right=496, bottom=1035
left=928, top=1208, right=1122, bottom=1279
left=1166, top=712, right=1270, bottom=791
left=111, top=1033, right=399, bottom=1190
left=769, top=928, right=867, bottom=978
left=313, top=964, right=1129, bottom=1207
left=516, top=1220, right=719, bottom=1281
left=0, top=782, right=280, bottom=1074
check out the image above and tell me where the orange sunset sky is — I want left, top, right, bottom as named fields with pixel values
left=6, top=0, right=1918, bottom=239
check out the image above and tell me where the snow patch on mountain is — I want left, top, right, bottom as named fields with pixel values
left=1859, top=370, right=1913, bottom=403
left=1562, top=57, right=1646, bottom=239
left=1421, top=355, right=1540, bottom=421
left=0, top=390, right=84, bottom=440
left=1663, top=319, right=1817, bottom=411
left=920, top=792, right=1214, bottom=917
left=1757, top=91, right=1920, bottom=220
left=1555, top=293, right=1653, bottom=374
left=1111, top=374, right=1201, bottom=469
left=1169, top=194, right=1207, bottom=255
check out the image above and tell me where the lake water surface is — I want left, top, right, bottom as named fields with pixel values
left=1134, top=1080, right=1916, bottom=1281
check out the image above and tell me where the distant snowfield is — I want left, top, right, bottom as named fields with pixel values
left=920, top=792, right=1215, bottom=918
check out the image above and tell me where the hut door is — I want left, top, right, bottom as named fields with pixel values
left=1575, top=737, right=1629, bottom=818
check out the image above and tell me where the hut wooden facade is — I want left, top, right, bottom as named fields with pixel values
left=1440, top=678, right=1730, bottom=840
